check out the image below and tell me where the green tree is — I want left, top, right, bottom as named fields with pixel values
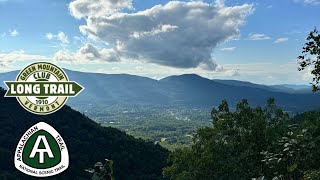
left=163, top=99, right=291, bottom=179
left=86, top=159, right=115, bottom=180
left=298, top=27, right=320, bottom=92
left=164, top=99, right=320, bottom=179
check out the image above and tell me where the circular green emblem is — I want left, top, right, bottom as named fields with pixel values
left=5, top=62, right=84, bottom=115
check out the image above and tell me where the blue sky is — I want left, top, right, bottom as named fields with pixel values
left=0, top=0, right=319, bottom=85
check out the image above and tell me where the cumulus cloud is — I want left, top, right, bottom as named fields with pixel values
left=46, top=32, right=69, bottom=44
left=9, top=29, right=19, bottom=37
left=248, top=33, right=271, bottom=40
left=53, top=43, right=120, bottom=64
left=74, top=1, right=253, bottom=70
left=69, top=0, right=133, bottom=19
left=220, top=47, right=236, bottom=51
left=0, top=50, right=49, bottom=67
left=274, top=37, right=289, bottom=43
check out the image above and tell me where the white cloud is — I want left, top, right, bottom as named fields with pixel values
left=9, top=29, right=19, bottom=37
left=57, top=32, right=69, bottom=44
left=53, top=43, right=120, bottom=64
left=294, top=0, right=320, bottom=5
left=303, top=70, right=313, bottom=82
left=75, top=61, right=309, bottom=85
left=219, top=62, right=311, bottom=84
left=111, top=67, right=120, bottom=71
left=130, top=24, right=179, bottom=39
left=274, top=37, right=289, bottom=43
left=215, top=65, right=224, bottom=72
left=46, top=33, right=54, bottom=40
left=45, top=32, right=69, bottom=44
left=0, top=50, right=49, bottom=67
left=75, top=1, right=253, bottom=70
left=135, top=66, right=144, bottom=71
left=248, top=33, right=271, bottom=40
left=220, top=47, right=236, bottom=51
left=69, top=0, right=133, bottom=19
left=224, top=69, right=240, bottom=76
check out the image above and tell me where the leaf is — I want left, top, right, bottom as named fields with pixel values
left=85, top=168, right=95, bottom=173
left=287, top=163, right=298, bottom=172
left=92, top=173, right=101, bottom=180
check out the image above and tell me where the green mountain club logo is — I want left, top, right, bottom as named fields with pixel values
left=14, top=122, right=69, bottom=177
left=4, top=62, right=84, bottom=115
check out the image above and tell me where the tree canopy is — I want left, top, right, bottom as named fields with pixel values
left=298, top=27, right=320, bottom=92
left=0, top=88, right=168, bottom=180
left=163, top=99, right=320, bottom=179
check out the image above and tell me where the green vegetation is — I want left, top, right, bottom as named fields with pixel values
left=163, top=98, right=320, bottom=179
left=85, top=159, right=115, bottom=180
left=298, top=27, right=320, bottom=91
left=2, top=29, right=320, bottom=178
left=1, top=83, right=320, bottom=179
left=0, top=87, right=168, bottom=180
left=75, top=105, right=212, bottom=150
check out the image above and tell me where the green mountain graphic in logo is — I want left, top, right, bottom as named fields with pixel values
left=14, top=122, right=69, bottom=177
left=22, top=130, right=61, bottom=169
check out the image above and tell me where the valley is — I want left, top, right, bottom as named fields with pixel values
left=1, top=69, right=319, bottom=150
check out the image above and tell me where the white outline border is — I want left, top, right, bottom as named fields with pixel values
left=14, top=122, right=69, bottom=177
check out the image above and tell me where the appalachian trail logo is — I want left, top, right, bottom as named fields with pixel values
left=4, top=62, right=83, bottom=115
left=14, top=122, right=69, bottom=177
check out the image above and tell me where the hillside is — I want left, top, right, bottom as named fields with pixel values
left=0, top=70, right=318, bottom=112
left=159, top=74, right=317, bottom=111
left=0, top=88, right=168, bottom=180
left=212, top=79, right=304, bottom=93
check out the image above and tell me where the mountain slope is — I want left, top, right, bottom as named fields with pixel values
left=0, top=88, right=168, bottom=180
left=0, top=70, right=319, bottom=112
left=212, top=79, right=296, bottom=93
left=159, top=74, right=319, bottom=111
left=66, top=70, right=170, bottom=105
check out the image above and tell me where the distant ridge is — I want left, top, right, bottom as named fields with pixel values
left=0, top=69, right=317, bottom=112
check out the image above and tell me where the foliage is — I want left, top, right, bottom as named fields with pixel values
left=163, top=99, right=320, bottom=179
left=86, top=159, right=115, bottom=180
left=78, top=104, right=211, bottom=150
left=303, top=170, right=320, bottom=179
left=0, top=88, right=168, bottom=180
left=298, top=27, right=320, bottom=91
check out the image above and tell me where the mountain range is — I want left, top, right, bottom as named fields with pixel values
left=0, top=69, right=318, bottom=112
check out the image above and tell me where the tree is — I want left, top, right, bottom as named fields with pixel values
left=163, top=99, right=292, bottom=179
left=164, top=99, right=320, bottom=179
left=298, top=27, right=320, bottom=92
left=85, top=159, right=115, bottom=180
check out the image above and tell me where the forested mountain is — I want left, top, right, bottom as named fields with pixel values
left=0, top=88, right=168, bottom=180
left=0, top=70, right=318, bottom=112
left=213, top=79, right=311, bottom=93
left=158, top=74, right=316, bottom=110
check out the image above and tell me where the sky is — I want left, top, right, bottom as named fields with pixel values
left=0, top=0, right=319, bottom=85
